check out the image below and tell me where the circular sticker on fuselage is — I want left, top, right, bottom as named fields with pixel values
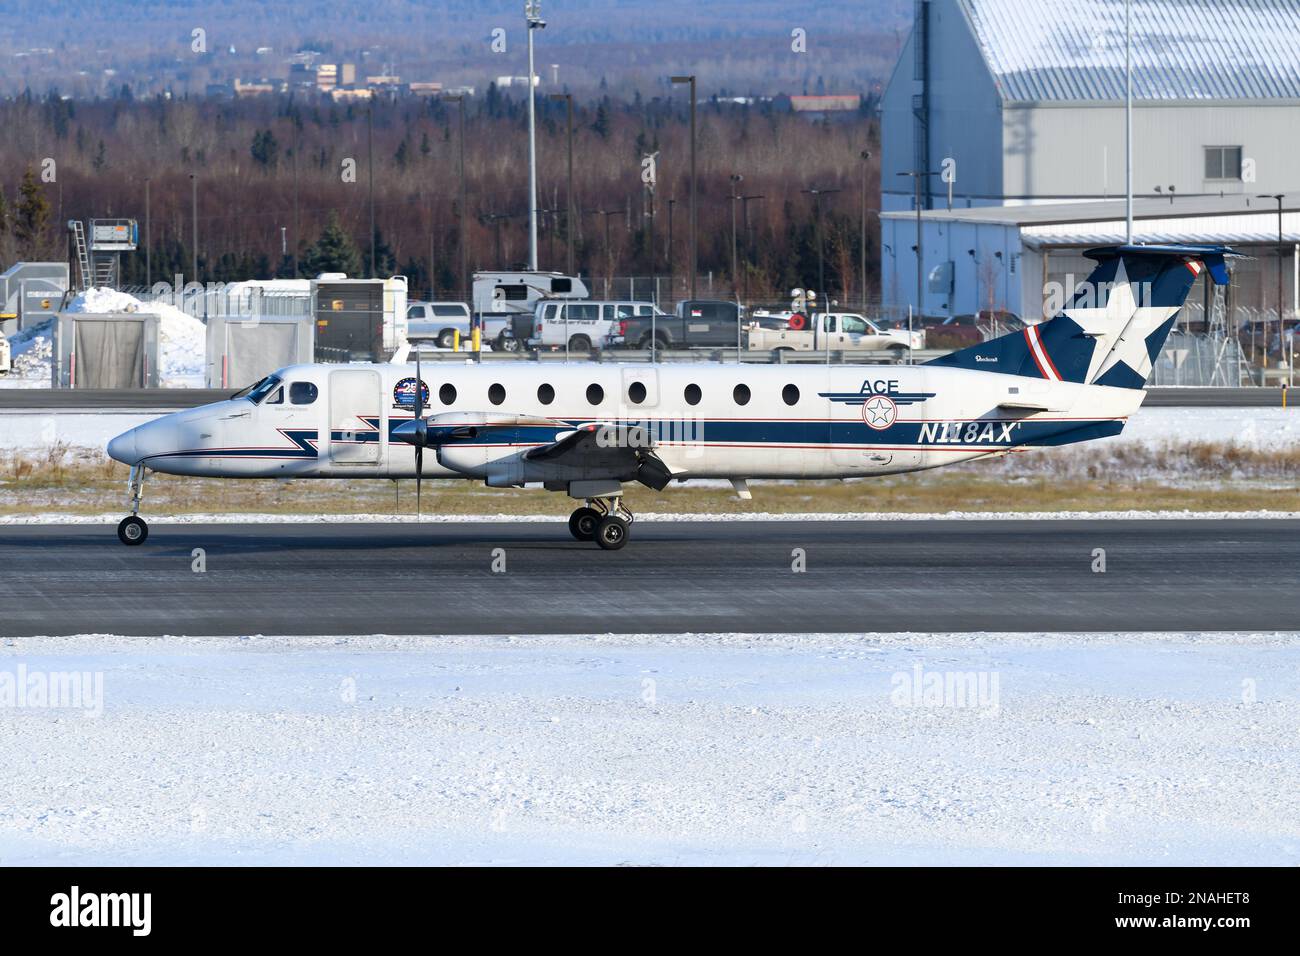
left=393, top=377, right=430, bottom=411
left=861, top=394, right=897, bottom=430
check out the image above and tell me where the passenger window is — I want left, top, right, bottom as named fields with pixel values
left=782, top=384, right=800, bottom=406
left=537, top=383, right=555, bottom=405
left=289, top=381, right=318, bottom=405
left=842, top=316, right=868, bottom=334
left=603, top=305, right=615, bottom=320
left=636, top=305, right=652, bottom=316
left=628, top=381, right=647, bottom=404
left=489, top=383, right=506, bottom=405
left=618, top=305, right=636, bottom=319
left=684, top=384, right=702, bottom=406
left=733, top=383, right=751, bottom=406
left=545, top=304, right=559, bottom=320
left=440, top=383, right=457, bottom=405
left=587, top=383, right=604, bottom=405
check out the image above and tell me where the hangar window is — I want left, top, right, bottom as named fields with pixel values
left=439, top=383, right=457, bottom=405
left=488, top=383, right=506, bottom=406
left=628, top=381, right=647, bottom=404
left=1204, top=146, right=1243, bottom=181
left=289, top=382, right=318, bottom=405
left=586, top=383, right=605, bottom=405
left=684, top=384, right=702, bottom=406
left=537, top=383, right=555, bottom=405
left=782, top=384, right=800, bottom=406
left=733, top=383, right=751, bottom=406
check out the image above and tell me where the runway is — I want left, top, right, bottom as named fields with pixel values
left=3, top=519, right=1296, bottom=636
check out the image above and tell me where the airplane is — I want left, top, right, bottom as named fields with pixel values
left=106, top=244, right=1234, bottom=550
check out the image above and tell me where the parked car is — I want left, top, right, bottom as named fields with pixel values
left=620, top=300, right=747, bottom=350
left=923, top=310, right=1023, bottom=349
left=406, top=301, right=516, bottom=351
left=531, top=300, right=668, bottom=352
left=747, top=310, right=924, bottom=354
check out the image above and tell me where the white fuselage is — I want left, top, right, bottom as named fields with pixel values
left=107, top=360, right=1144, bottom=483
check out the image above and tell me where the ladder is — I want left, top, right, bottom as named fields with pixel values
left=69, top=220, right=92, bottom=291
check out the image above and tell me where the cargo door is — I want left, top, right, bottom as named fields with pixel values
left=328, top=369, right=382, bottom=464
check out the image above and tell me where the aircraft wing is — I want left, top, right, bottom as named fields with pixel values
left=525, top=423, right=676, bottom=489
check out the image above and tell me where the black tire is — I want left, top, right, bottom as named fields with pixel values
left=117, top=515, right=148, bottom=546
left=568, top=507, right=600, bottom=541
left=568, top=334, right=592, bottom=353
left=595, top=515, right=629, bottom=551
left=496, top=333, right=521, bottom=353
left=888, top=343, right=909, bottom=357
left=437, top=329, right=457, bottom=349
left=639, top=333, right=670, bottom=352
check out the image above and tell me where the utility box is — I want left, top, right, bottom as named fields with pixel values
left=0, top=262, right=69, bottom=336
left=206, top=314, right=315, bottom=388
left=312, top=275, right=408, bottom=362
left=54, top=312, right=161, bottom=388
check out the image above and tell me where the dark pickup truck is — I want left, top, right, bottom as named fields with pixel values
left=619, top=300, right=745, bottom=350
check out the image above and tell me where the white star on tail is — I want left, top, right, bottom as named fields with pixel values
left=1061, top=258, right=1180, bottom=384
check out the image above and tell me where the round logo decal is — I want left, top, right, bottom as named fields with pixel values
left=392, top=377, right=430, bottom=412
left=861, top=394, right=897, bottom=430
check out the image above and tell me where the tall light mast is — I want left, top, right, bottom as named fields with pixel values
left=526, top=1, right=546, bottom=271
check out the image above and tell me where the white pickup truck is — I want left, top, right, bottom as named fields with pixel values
left=747, top=310, right=924, bottom=355
left=406, top=301, right=517, bottom=351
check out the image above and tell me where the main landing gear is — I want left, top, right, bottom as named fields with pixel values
left=117, top=464, right=150, bottom=546
left=568, top=496, right=634, bottom=551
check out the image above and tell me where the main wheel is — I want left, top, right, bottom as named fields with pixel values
left=568, top=507, right=600, bottom=541
left=594, top=515, right=629, bottom=551
left=117, top=515, right=148, bottom=546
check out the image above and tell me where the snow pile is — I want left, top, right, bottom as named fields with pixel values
left=1, top=630, right=1296, bottom=865
left=0, top=287, right=207, bottom=388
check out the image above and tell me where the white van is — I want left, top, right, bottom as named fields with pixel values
left=531, top=300, right=667, bottom=352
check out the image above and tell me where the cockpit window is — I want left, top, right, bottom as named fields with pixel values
left=240, top=375, right=284, bottom=405
left=264, top=385, right=284, bottom=405
left=289, top=381, right=319, bottom=405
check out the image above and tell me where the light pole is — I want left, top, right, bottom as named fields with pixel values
left=525, top=1, right=546, bottom=271
left=1259, top=193, right=1286, bottom=365
left=549, top=92, right=574, bottom=276
left=896, top=170, right=941, bottom=323
left=190, top=173, right=198, bottom=283
left=740, top=193, right=764, bottom=306
left=729, top=173, right=743, bottom=303
left=671, top=75, right=697, bottom=299
left=800, top=186, right=842, bottom=305
left=368, top=102, right=376, bottom=278
left=144, top=177, right=151, bottom=287
left=666, top=197, right=676, bottom=297
left=860, top=149, right=871, bottom=310
left=445, top=94, right=469, bottom=299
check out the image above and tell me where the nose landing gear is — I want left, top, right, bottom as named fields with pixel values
left=116, top=465, right=150, bottom=546
left=567, top=496, right=633, bottom=550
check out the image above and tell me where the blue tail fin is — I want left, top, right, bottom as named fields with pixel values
left=926, top=244, right=1236, bottom=389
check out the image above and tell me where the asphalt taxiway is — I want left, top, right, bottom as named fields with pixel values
left=3, top=519, right=1296, bottom=636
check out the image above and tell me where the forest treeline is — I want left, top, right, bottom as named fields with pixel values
left=0, top=88, right=884, bottom=305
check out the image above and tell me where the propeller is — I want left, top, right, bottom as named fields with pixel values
left=414, top=347, right=425, bottom=519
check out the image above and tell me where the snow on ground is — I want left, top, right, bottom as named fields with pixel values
left=0, top=287, right=207, bottom=389
left=1, top=630, right=1297, bottom=865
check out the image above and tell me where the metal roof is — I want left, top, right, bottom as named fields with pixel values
left=880, top=196, right=1300, bottom=247
left=960, top=0, right=1300, bottom=102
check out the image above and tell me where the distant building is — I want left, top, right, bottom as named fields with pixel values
left=407, top=82, right=444, bottom=97
left=331, top=87, right=373, bottom=103
left=496, top=75, right=539, bottom=89
left=234, top=79, right=278, bottom=97
left=788, top=94, right=861, bottom=113
left=882, top=0, right=1300, bottom=212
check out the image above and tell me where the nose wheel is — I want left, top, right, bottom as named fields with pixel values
left=568, top=497, right=633, bottom=550
left=117, top=465, right=150, bottom=546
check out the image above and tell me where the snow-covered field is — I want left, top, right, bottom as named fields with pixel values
left=0, top=287, right=207, bottom=389
left=2, top=630, right=1296, bottom=865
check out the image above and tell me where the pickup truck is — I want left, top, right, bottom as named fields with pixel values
left=620, top=300, right=746, bottom=350
left=747, top=311, right=925, bottom=355
left=406, top=301, right=517, bottom=351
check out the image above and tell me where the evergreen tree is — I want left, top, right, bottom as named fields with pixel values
left=301, top=212, right=363, bottom=277
left=251, top=129, right=279, bottom=169
left=13, top=167, right=51, bottom=256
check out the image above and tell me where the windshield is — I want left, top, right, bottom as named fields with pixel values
left=233, top=375, right=284, bottom=404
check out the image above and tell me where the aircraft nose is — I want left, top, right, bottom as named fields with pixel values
left=107, top=427, right=140, bottom=465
